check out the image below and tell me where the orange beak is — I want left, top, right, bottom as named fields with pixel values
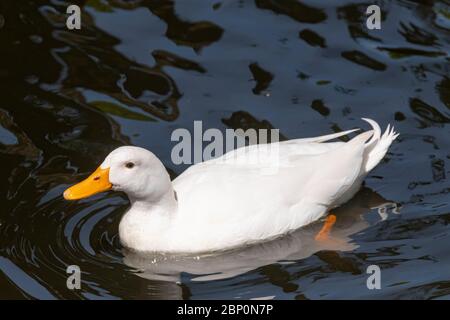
left=63, top=167, right=112, bottom=200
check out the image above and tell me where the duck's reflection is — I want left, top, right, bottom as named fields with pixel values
left=123, top=187, right=399, bottom=283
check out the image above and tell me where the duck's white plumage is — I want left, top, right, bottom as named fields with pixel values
left=64, top=119, right=398, bottom=253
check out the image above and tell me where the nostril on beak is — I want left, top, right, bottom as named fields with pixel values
left=93, top=176, right=100, bottom=181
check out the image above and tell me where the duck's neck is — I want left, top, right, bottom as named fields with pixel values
left=119, top=188, right=179, bottom=251
left=128, top=189, right=178, bottom=216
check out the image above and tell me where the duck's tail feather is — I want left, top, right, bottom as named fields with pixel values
left=361, top=118, right=399, bottom=173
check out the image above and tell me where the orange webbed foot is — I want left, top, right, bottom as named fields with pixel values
left=315, top=214, right=337, bottom=242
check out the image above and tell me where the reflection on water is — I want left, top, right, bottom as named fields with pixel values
left=0, top=0, right=450, bottom=299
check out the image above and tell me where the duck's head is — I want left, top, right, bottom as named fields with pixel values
left=63, top=146, right=172, bottom=202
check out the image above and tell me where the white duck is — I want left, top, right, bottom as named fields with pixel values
left=63, top=118, right=398, bottom=253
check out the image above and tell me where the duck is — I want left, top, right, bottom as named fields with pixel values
left=63, top=118, right=398, bottom=253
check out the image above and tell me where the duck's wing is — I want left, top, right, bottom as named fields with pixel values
left=172, top=129, right=375, bottom=248
left=175, top=129, right=373, bottom=214
left=203, top=127, right=359, bottom=167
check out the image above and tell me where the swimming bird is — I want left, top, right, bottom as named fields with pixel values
left=63, top=118, right=398, bottom=253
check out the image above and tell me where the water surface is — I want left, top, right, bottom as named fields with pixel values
left=0, top=0, right=450, bottom=299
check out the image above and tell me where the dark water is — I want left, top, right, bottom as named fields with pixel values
left=0, top=0, right=449, bottom=299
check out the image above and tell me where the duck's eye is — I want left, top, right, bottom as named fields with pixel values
left=125, top=162, right=135, bottom=169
